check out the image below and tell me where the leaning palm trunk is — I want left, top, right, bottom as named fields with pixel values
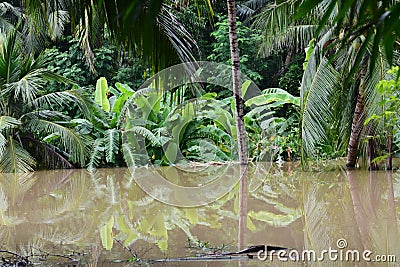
left=347, top=170, right=371, bottom=251
left=346, top=68, right=367, bottom=168
left=227, top=0, right=248, bottom=251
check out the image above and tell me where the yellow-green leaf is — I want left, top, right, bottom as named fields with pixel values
left=95, top=77, right=110, bottom=112
left=100, top=215, right=114, bottom=250
left=185, top=208, right=199, bottom=224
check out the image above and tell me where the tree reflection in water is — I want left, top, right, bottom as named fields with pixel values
left=0, top=163, right=397, bottom=266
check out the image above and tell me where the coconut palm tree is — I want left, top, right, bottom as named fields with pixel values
left=252, top=0, right=395, bottom=169
left=226, top=0, right=248, bottom=166
left=226, top=0, right=250, bottom=252
left=296, top=0, right=400, bottom=69
left=0, top=31, right=91, bottom=172
left=20, top=0, right=212, bottom=73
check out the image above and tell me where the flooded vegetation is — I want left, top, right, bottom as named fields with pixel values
left=1, top=162, right=399, bottom=266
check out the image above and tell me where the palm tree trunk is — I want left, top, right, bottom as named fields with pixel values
left=366, top=138, right=379, bottom=170
left=227, top=0, right=249, bottom=252
left=346, top=71, right=366, bottom=168
left=226, top=0, right=248, bottom=167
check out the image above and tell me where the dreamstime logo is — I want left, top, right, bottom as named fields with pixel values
left=257, top=238, right=397, bottom=263
left=122, top=61, right=275, bottom=207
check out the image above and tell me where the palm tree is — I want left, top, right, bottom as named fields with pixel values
left=226, top=0, right=248, bottom=166
left=296, top=0, right=400, bottom=69
left=226, top=0, right=250, bottom=252
left=20, top=0, right=211, bottom=73
left=0, top=31, right=91, bottom=172
left=294, top=0, right=400, bottom=168
left=252, top=0, right=394, bottom=169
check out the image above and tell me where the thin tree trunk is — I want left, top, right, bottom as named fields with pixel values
left=226, top=0, right=248, bottom=167
left=367, top=137, right=379, bottom=170
left=227, top=0, right=249, bottom=252
left=346, top=70, right=367, bottom=168
left=277, top=50, right=293, bottom=76
left=387, top=132, right=393, bottom=170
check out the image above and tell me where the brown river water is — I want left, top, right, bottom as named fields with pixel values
left=0, top=161, right=399, bottom=266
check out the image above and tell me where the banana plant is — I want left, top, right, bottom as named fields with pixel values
left=244, top=87, right=301, bottom=161
left=88, top=77, right=161, bottom=169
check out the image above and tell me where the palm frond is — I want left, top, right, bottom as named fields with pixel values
left=157, top=3, right=199, bottom=64
left=252, top=0, right=335, bottom=56
left=0, top=3, right=22, bottom=34
left=69, top=1, right=202, bottom=71
left=24, top=119, right=91, bottom=167
left=0, top=30, right=20, bottom=86
left=21, top=110, right=70, bottom=121
left=300, top=57, right=341, bottom=159
left=121, top=142, right=136, bottom=168
left=237, top=0, right=272, bottom=22
left=32, top=90, right=91, bottom=118
left=75, top=8, right=96, bottom=74
left=0, top=116, right=20, bottom=132
left=1, top=46, right=74, bottom=108
left=87, top=138, right=105, bottom=171
left=7, top=68, right=47, bottom=106
left=47, top=10, right=69, bottom=41
left=21, top=2, right=48, bottom=55
left=105, top=129, right=120, bottom=163
left=0, top=136, right=35, bottom=173
left=0, top=2, right=22, bottom=18
left=364, top=49, right=391, bottom=114
left=0, top=134, right=6, bottom=158
left=125, top=126, right=160, bottom=147
left=237, top=4, right=257, bottom=20
left=25, top=137, right=74, bottom=169
left=258, top=25, right=318, bottom=56
left=358, top=50, right=392, bottom=158
left=252, top=0, right=298, bottom=54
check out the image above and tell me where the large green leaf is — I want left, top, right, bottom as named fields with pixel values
left=112, top=83, right=134, bottom=115
left=164, top=142, right=178, bottom=163
left=245, top=88, right=300, bottom=107
left=95, top=77, right=110, bottom=112
left=99, top=215, right=114, bottom=250
left=248, top=208, right=301, bottom=227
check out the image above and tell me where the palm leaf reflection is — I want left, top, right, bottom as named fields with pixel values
left=0, top=164, right=397, bottom=264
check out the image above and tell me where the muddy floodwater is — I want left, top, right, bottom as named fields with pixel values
left=1, top=161, right=399, bottom=266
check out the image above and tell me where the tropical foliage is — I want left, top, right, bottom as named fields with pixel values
left=0, top=0, right=399, bottom=172
left=0, top=31, right=91, bottom=172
